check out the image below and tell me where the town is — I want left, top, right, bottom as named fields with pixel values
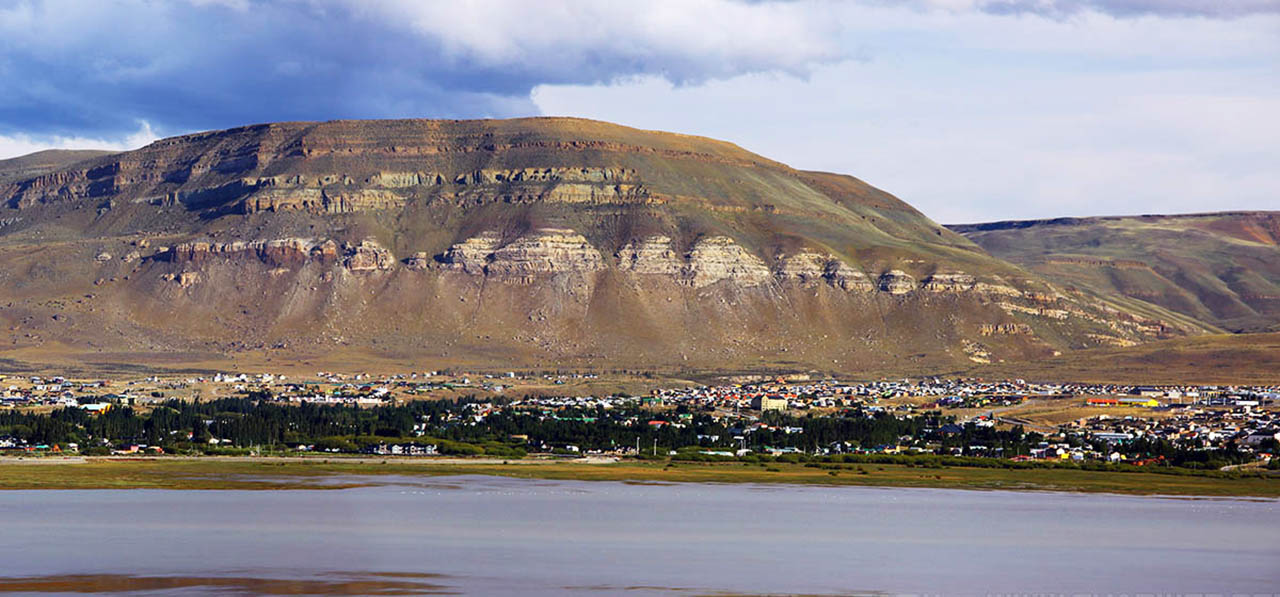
left=1, top=370, right=1277, bottom=472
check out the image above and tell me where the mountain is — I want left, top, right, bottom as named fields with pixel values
left=0, top=118, right=1201, bottom=374
left=0, top=149, right=116, bottom=185
left=951, top=212, right=1280, bottom=334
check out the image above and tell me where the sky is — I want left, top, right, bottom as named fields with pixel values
left=0, top=0, right=1276, bottom=223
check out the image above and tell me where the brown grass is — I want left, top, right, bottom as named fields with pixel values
left=0, top=457, right=1276, bottom=498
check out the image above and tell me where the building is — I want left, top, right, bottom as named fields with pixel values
left=751, top=395, right=788, bottom=412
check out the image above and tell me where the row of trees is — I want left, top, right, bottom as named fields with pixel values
left=0, top=396, right=992, bottom=453
left=0, top=394, right=1257, bottom=468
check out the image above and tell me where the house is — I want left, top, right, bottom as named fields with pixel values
left=751, top=395, right=787, bottom=412
left=366, top=443, right=439, bottom=456
left=1241, top=431, right=1279, bottom=447
left=1092, top=432, right=1134, bottom=443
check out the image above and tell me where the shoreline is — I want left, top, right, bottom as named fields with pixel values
left=1, top=455, right=1276, bottom=498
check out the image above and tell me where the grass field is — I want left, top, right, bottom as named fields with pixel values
left=1, top=457, right=1276, bottom=497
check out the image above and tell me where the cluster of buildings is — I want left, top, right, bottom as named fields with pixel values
left=473, top=377, right=1278, bottom=461
left=1, top=370, right=1276, bottom=464
left=1069, top=402, right=1278, bottom=452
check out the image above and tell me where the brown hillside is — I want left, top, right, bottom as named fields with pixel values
left=0, top=118, right=1205, bottom=374
left=951, top=212, right=1280, bottom=333
left=0, top=149, right=115, bottom=184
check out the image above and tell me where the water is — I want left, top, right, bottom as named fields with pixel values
left=0, top=475, right=1276, bottom=595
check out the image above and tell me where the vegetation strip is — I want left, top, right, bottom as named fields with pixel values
left=0, top=458, right=1276, bottom=497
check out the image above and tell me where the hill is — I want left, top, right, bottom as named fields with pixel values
left=951, top=212, right=1280, bottom=333
left=0, top=149, right=115, bottom=185
left=970, top=332, right=1280, bottom=385
left=0, top=118, right=1203, bottom=375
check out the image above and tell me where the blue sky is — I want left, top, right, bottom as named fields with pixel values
left=1, top=0, right=1276, bottom=223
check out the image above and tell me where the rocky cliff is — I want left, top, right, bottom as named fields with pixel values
left=0, top=118, right=1204, bottom=373
left=0, top=149, right=114, bottom=185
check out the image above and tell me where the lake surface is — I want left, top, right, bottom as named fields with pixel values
left=0, top=475, right=1276, bottom=595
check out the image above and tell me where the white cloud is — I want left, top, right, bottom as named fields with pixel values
left=0, top=121, right=158, bottom=161
left=894, top=0, right=1280, bottom=18
left=185, top=0, right=251, bottom=11
left=2, top=0, right=1275, bottom=224
left=341, top=0, right=844, bottom=81
left=532, top=5, right=1280, bottom=223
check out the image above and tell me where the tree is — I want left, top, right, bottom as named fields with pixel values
left=192, top=421, right=211, bottom=445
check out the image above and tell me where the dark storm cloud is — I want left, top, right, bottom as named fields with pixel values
left=0, top=2, right=556, bottom=137
left=0, top=0, right=839, bottom=138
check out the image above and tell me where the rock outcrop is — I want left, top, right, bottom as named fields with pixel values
left=242, top=188, right=405, bottom=214
left=921, top=272, right=976, bottom=293
left=616, top=236, right=683, bottom=276
left=440, top=233, right=503, bottom=274
left=878, top=270, right=916, bottom=295
left=825, top=261, right=875, bottom=292
left=162, top=271, right=203, bottom=288
left=168, top=238, right=330, bottom=267
left=979, top=323, right=1033, bottom=336
left=440, top=229, right=603, bottom=279
left=486, top=229, right=604, bottom=278
left=343, top=239, right=396, bottom=271
left=973, top=280, right=1025, bottom=298
left=405, top=252, right=432, bottom=271
left=164, top=237, right=386, bottom=270
left=776, top=251, right=832, bottom=285
left=775, top=251, right=874, bottom=291
left=684, top=236, right=771, bottom=288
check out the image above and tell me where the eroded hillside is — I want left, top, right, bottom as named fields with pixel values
left=952, top=212, right=1280, bottom=333
left=0, top=118, right=1203, bottom=373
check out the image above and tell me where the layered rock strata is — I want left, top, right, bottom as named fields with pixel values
left=775, top=251, right=875, bottom=291
left=440, top=233, right=503, bottom=274
left=878, top=270, right=916, bottom=295
left=616, top=236, right=683, bottom=275
left=343, top=239, right=396, bottom=271
left=485, top=229, right=605, bottom=277
left=165, top=237, right=392, bottom=271
left=439, top=229, right=604, bottom=279
left=684, top=236, right=772, bottom=288
left=5, top=160, right=652, bottom=213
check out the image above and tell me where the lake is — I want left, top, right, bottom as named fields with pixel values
left=0, top=475, right=1276, bottom=595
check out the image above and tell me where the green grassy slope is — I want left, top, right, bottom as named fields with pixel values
left=952, top=212, right=1280, bottom=332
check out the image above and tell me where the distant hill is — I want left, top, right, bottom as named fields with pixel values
left=951, top=212, right=1280, bottom=333
left=0, top=149, right=115, bottom=184
left=971, top=332, right=1280, bottom=385
left=0, top=119, right=1203, bottom=374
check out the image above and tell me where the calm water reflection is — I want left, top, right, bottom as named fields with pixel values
left=1, top=476, right=1276, bottom=595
